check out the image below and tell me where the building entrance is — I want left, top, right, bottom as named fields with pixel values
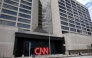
left=13, top=32, right=65, bottom=57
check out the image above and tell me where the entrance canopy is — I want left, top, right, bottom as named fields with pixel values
left=13, top=32, right=65, bottom=57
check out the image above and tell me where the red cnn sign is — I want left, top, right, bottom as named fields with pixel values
left=34, top=47, right=49, bottom=55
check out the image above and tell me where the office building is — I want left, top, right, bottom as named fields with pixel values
left=0, top=0, right=92, bottom=57
left=0, top=0, right=38, bottom=31
left=51, top=0, right=92, bottom=54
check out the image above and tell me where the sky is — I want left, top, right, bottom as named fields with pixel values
left=76, top=0, right=92, bottom=21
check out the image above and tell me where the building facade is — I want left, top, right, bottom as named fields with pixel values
left=0, top=0, right=92, bottom=57
left=51, top=0, right=92, bottom=54
left=0, top=0, right=38, bottom=31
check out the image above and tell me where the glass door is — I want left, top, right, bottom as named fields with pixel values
left=24, top=41, right=31, bottom=56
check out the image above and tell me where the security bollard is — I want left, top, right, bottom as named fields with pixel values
left=1, top=55, right=4, bottom=58
left=22, top=55, right=24, bottom=58
left=38, top=55, right=40, bottom=58
left=57, top=54, right=59, bottom=58
left=12, top=55, right=15, bottom=58
left=30, top=55, right=32, bottom=58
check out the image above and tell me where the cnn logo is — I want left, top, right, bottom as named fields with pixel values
left=34, top=47, right=49, bottom=55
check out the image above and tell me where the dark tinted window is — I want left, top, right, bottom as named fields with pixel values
left=19, top=13, right=31, bottom=18
left=0, top=14, right=16, bottom=21
left=61, top=21, right=68, bottom=26
left=18, top=23, right=30, bottom=28
left=18, top=18, right=31, bottom=23
left=2, top=9, right=17, bottom=15
left=61, top=26, right=69, bottom=30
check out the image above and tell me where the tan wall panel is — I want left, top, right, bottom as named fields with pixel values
left=51, top=0, right=62, bottom=37
left=31, top=0, right=38, bottom=31
left=64, top=33, right=92, bottom=50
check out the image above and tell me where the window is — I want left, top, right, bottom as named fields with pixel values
left=60, top=13, right=67, bottom=17
left=19, top=8, right=31, bottom=14
left=18, top=18, right=31, bottom=23
left=21, top=0, right=32, bottom=6
left=69, top=20, right=74, bottom=23
left=0, top=20, right=16, bottom=26
left=19, top=13, right=31, bottom=19
left=72, top=5, right=76, bottom=9
left=0, top=14, right=16, bottom=21
left=27, top=0, right=32, bottom=2
left=66, top=5, right=71, bottom=9
left=77, top=29, right=82, bottom=33
left=18, top=23, right=30, bottom=28
left=76, top=22, right=80, bottom=25
left=83, top=31, right=87, bottom=34
left=69, top=24, right=75, bottom=27
left=59, top=5, right=66, bottom=10
left=73, top=9, right=77, bottom=12
left=87, top=26, right=90, bottom=28
left=76, top=25, right=81, bottom=29
left=67, top=9, right=72, bottom=12
left=14, top=0, right=19, bottom=2
left=59, top=0, right=64, bottom=3
left=68, top=16, right=73, bottom=19
left=81, top=21, right=84, bottom=24
left=20, top=4, right=31, bottom=10
left=60, top=17, right=67, bottom=21
left=73, top=12, right=78, bottom=15
left=58, top=2, right=65, bottom=6
left=3, top=4, right=18, bottom=11
left=82, top=27, right=86, bottom=30
left=81, top=24, right=85, bottom=27
left=65, top=0, right=70, bottom=3
left=87, top=29, right=90, bottom=32
left=66, top=2, right=71, bottom=6
left=59, top=9, right=66, bottom=13
left=61, top=21, right=68, bottom=26
left=88, top=32, right=91, bottom=35
left=67, top=12, right=73, bottom=16
left=70, top=28, right=76, bottom=32
left=62, top=31, right=68, bottom=34
left=61, top=26, right=69, bottom=30
left=75, top=19, right=80, bottom=22
left=2, top=9, right=17, bottom=15
left=74, top=15, right=79, bottom=19
left=4, top=0, right=18, bottom=6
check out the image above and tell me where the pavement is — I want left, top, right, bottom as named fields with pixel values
left=65, top=56, right=92, bottom=58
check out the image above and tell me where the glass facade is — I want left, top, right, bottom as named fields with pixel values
left=38, top=0, right=53, bottom=34
left=58, top=0, right=92, bottom=36
left=0, top=0, right=32, bottom=29
left=24, top=41, right=56, bottom=56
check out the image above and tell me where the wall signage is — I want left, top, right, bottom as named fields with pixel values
left=34, top=47, right=49, bottom=55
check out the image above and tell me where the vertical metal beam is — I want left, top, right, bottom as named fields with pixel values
left=29, top=42, right=31, bottom=57
left=49, top=31, right=51, bottom=54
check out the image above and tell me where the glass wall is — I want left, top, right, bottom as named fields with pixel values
left=38, top=0, right=53, bottom=34
left=24, top=41, right=56, bottom=56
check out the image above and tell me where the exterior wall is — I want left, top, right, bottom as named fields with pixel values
left=0, top=25, right=18, bottom=57
left=63, top=33, right=92, bottom=51
left=0, top=0, right=37, bottom=31
left=51, top=0, right=62, bottom=37
left=31, top=0, right=38, bottom=31
left=58, top=0, right=92, bottom=36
